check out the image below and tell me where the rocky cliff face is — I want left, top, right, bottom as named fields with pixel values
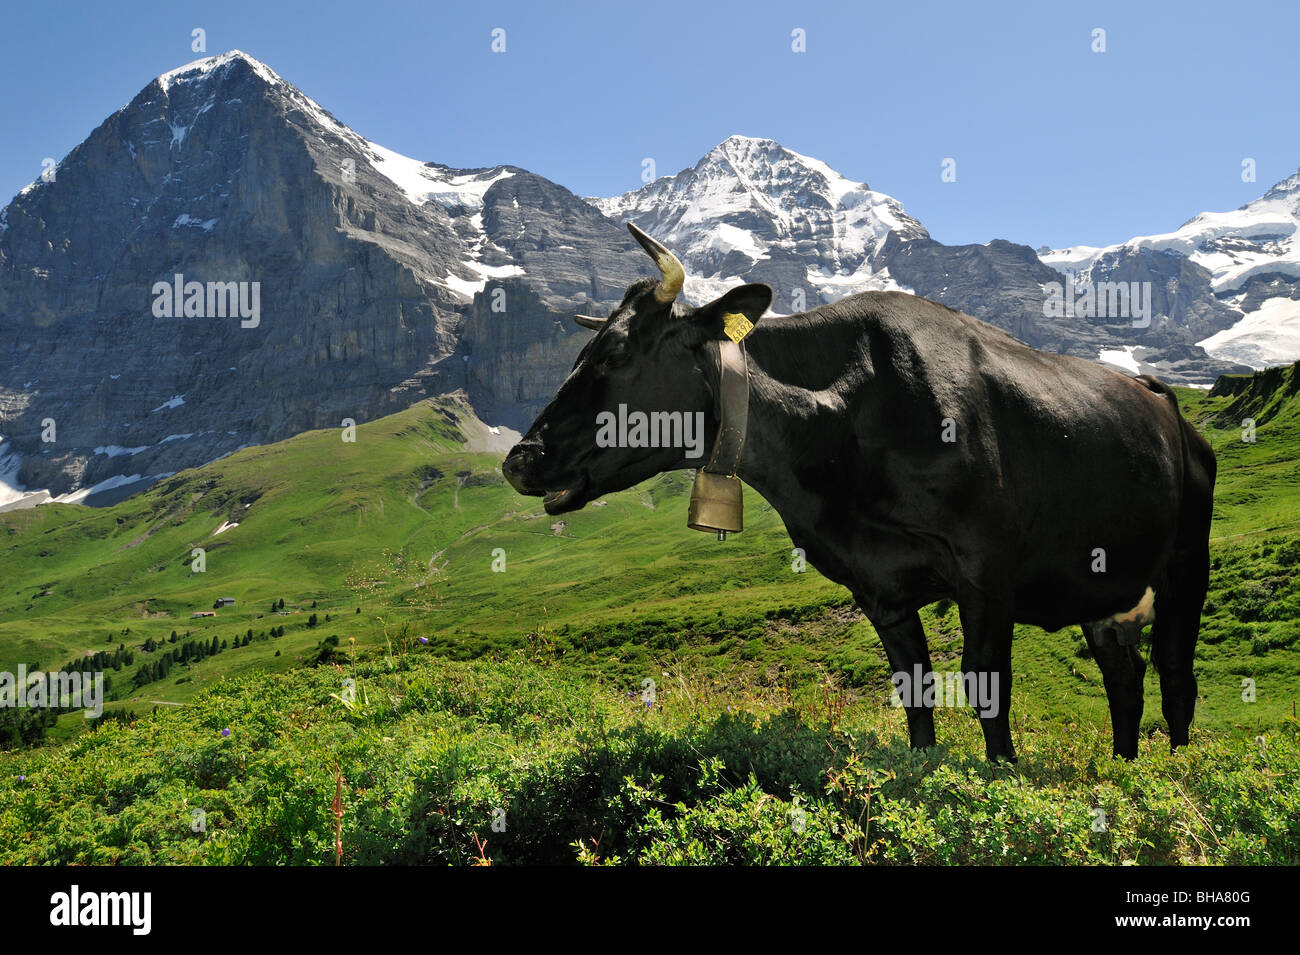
left=455, top=279, right=590, bottom=429
left=0, top=52, right=646, bottom=503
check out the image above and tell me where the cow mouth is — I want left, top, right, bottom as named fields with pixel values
left=542, top=478, right=587, bottom=515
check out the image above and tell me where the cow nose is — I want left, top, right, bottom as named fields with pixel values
left=502, top=450, right=526, bottom=480
left=504, top=442, right=537, bottom=471
left=503, top=442, right=542, bottom=491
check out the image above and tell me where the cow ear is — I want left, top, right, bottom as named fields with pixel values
left=693, top=284, right=772, bottom=342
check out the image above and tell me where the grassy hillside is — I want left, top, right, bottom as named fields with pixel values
left=1, top=364, right=1299, bottom=864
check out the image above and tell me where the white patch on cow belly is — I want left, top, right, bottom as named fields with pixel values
left=1100, top=586, right=1156, bottom=628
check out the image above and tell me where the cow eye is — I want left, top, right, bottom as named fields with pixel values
left=598, top=339, right=630, bottom=369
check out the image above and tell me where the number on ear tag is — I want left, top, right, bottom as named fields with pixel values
left=722, top=312, right=754, bottom=343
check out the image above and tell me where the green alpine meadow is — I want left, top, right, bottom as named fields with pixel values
left=1, top=364, right=1298, bottom=865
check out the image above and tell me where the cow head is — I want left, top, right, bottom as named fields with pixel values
left=502, top=223, right=772, bottom=514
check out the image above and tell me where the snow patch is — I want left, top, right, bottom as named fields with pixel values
left=1039, top=246, right=1106, bottom=274
left=172, top=214, right=218, bottom=231
left=439, top=260, right=526, bottom=301
left=708, top=223, right=767, bottom=261
left=94, top=444, right=150, bottom=458
left=366, top=142, right=514, bottom=208
left=1098, top=345, right=1143, bottom=375
left=0, top=439, right=28, bottom=508
left=50, top=473, right=147, bottom=506
left=1198, top=296, right=1300, bottom=369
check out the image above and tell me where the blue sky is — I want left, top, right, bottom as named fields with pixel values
left=2, top=0, right=1297, bottom=249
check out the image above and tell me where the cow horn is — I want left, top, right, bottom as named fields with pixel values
left=628, top=222, right=685, bottom=304
left=574, top=314, right=607, bottom=331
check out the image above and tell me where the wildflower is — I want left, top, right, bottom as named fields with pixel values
left=221, top=727, right=231, bottom=738
left=419, top=637, right=428, bottom=645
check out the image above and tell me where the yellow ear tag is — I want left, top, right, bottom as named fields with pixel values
left=722, top=312, right=754, bottom=343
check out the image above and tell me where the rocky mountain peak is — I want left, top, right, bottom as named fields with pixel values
left=592, top=134, right=928, bottom=309
left=1260, top=167, right=1300, bottom=204
left=152, top=49, right=282, bottom=93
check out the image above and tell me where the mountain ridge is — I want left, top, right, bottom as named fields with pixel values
left=1041, top=165, right=1300, bottom=369
left=0, top=50, right=1288, bottom=509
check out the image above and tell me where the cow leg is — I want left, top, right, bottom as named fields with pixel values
left=957, top=592, right=1016, bottom=762
left=872, top=611, right=937, bottom=749
left=1153, top=547, right=1207, bottom=750
left=1080, top=621, right=1146, bottom=759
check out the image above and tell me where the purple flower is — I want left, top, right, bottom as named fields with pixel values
left=419, top=637, right=428, bottom=645
left=17, top=775, right=25, bottom=782
left=221, top=727, right=231, bottom=738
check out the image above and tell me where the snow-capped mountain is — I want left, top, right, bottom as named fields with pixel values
left=1042, top=170, right=1300, bottom=369
left=591, top=136, right=928, bottom=309
left=0, top=51, right=648, bottom=507
left=0, top=50, right=1281, bottom=509
left=595, top=138, right=1252, bottom=384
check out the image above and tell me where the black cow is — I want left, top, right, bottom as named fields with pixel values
left=503, top=224, right=1216, bottom=762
